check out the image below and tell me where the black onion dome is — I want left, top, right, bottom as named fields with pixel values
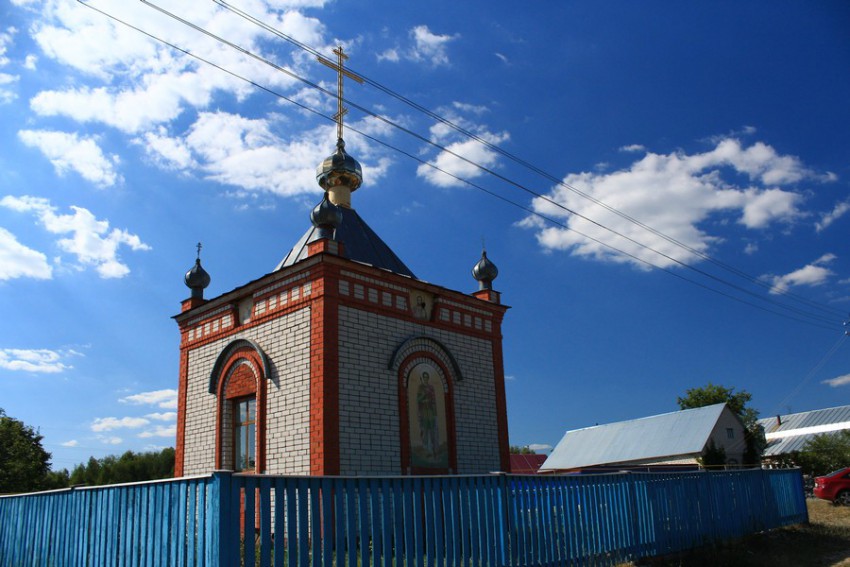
left=185, top=258, right=211, bottom=299
left=472, top=250, right=499, bottom=290
left=311, top=192, right=343, bottom=229
left=316, top=138, right=362, bottom=191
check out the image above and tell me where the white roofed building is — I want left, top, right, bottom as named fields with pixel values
left=541, top=403, right=748, bottom=473
left=759, top=404, right=850, bottom=465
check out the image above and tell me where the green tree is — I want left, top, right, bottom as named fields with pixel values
left=510, top=445, right=536, bottom=455
left=68, top=448, right=175, bottom=486
left=0, top=408, right=53, bottom=494
left=677, top=382, right=758, bottom=428
left=698, top=439, right=727, bottom=469
left=677, top=382, right=764, bottom=466
left=796, top=430, right=850, bottom=477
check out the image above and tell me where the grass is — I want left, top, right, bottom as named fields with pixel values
left=634, top=499, right=850, bottom=566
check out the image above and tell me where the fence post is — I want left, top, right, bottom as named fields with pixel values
left=495, top=473, right=510, bottom=567
left=212, top=470, right=234, bottom=567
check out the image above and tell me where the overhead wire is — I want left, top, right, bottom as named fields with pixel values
left=210, top=0, right=847, bottom=321
left=79, top=0, right=846, bottom=333
left=770, top=333, right=848, bottom=416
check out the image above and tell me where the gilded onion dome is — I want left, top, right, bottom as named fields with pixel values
left=316, top=138, right=362, bottom=193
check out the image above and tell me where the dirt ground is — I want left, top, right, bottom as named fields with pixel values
left=634, top=499, right=850, bottom=567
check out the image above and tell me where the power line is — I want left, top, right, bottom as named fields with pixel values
left=208, top=0, right=847, bottom=321
left=771, top=333, right=848, bottom=416
left=80, top=0, right=845, bottom=332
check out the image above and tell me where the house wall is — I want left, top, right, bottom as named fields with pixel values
left=707, top=407, right=748, bottom=465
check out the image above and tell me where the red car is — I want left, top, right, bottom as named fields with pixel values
left=813, top=467, right=850, bottom=505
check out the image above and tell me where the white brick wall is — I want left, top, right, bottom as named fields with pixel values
left=337, top=306, right=501, bottom=475
left=182, top=307, right=312, bottom=476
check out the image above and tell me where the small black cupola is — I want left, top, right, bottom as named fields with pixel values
left=472, top=249, right=499, bottom=290
left=184, top=242, right=211, bottom=301
left=311, top=191, right=343, bottom=240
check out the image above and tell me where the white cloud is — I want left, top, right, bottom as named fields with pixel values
left=25, top=1, right=325, bottom=133
left=141, top=111, right=338, bottom=196
left=0, top=73, right=17, bottom=103
left=23, top=54, right=36, bottom=69
left=145, top=412, right=177, bottom=421
left=98, top=435, right=123, bottom=445
left=18, top=129, right=122, bottom=188
left=823, top=374, right=850, bottom=388
left=816, top=200, right=850, bottom=233
left=521, top=138, right=823, bottom=269
left=0, top=27, right=13, bottom=67
left=91, top=416, right=150, bottom=432
left=764, top=253, right=836, bottom=295
left=620, top=144, right=645, bottom=153
left=0, top=348, right=77, bottom=373
left=417, top=136, right=508, bottom=188
left=410, top=25, right=457, bottom=67
left=137, top=127, right=196, bottom=170
left=120, top=389, right=178, bottom=409
left=377, top=48, right=400, bottom=62
left=0, top=195, right=150, bottom=278
left=0, top=28, right=19, bottom=103
left=138, top=425, right=176, bottom=439
left=0, top=227, right=52, bottom=280
left=528, top=443, right=553, bottom=453
left=417, top=104, right=509, bottom=188
left=737, top=188, right=801, bottom=229
left=60, top=440, right=78, bottom=447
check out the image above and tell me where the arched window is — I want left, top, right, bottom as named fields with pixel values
left=211, top=340, right=269, bottom=473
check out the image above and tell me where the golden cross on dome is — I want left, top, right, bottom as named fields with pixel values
left=318, top=46, right=364, bottom=142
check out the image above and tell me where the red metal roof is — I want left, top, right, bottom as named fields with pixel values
left=509, top=454, right=547, bottom=474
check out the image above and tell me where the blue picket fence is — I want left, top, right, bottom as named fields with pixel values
left=0, top=468, right=807, bottom=566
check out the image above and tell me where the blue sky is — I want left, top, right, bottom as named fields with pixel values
left=1, top=0, right=848, bottom=471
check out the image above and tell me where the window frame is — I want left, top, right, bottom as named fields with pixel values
left=232, top=396, right=257, bottom=472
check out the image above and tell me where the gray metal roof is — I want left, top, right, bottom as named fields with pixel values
left=275, top=206, right=416, bottom=278
left=758, top=404, right=850, bottom=456
left=540, top=403, right=729, bottom=471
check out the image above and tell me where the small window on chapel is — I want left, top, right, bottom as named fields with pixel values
left=233, top=397, right=256, bottom=472
left=726, top=428, right=734, bottom=439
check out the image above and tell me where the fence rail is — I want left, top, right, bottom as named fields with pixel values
left=0, top=468, right=807, bottom=566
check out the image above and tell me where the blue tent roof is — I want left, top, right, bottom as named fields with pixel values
left=275, top=206, right=416, bottom=278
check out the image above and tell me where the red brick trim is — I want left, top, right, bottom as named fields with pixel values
left=397, top=352, right=458, bottom=475
left=337, top=287, right=504, bottom=340
left=472, top=289, right=501, bottom=304
left=174, top=343, right=190, bottom=477
left=309, top=268, right=341, bottom=475
left=491, top=336, right=511, bottom=472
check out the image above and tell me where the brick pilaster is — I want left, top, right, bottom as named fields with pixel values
left=309, top=266, right=341, bottom=475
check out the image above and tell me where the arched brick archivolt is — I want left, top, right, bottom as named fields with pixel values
left=389, top=335, right=464, bottom=381
left=393, top=339, right=459, bottom=474
left=210, top=340, right=269, bottom=472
